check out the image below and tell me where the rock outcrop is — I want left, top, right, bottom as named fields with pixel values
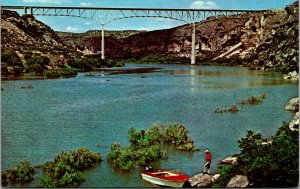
left=212, top=174, right=221, bottom=183
left=226, top=175, right=249, bottom=188
left=189, top=173, right=212, bottom=187
left=284, top=71, right=299, bottom=80
left=218, top=156, right=237, bottom=165
left=285, top=98, right=299, bottom=112
left=248, top=2, right=299, bottom=73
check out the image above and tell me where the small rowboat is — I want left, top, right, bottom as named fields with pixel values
left=141, top=170, right=189, bottom=187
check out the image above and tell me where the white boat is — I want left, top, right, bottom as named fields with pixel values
left=141, top=169, right=189, bottom=187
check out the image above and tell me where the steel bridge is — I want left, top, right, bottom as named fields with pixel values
left=1, top=6, right=265, bottom=64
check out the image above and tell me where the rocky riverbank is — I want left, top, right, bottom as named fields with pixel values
left=189, top=97, right=299, bottom=188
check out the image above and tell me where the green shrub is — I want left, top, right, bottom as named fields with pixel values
left=128, top=127, right=142, bottom=146
left=1, top=49, right=23, bottom=67
left=120, top=55, right=189, bottom=65
left=212, top=165, right=235, bottom=188
left=107, top=143, right=135, bottom=171
left=1, top=49, right=24, bottom=75
left=108, top=123, right=197, bottom=171
left=163, top=124, right=194, bottom=150
left=67, top=57, right=124, bottom=72
left=231, top=123, right=299, bottom=187
left=38, top=162, right=84, bottom=188
left=1, top=160, right=36, bottom=185
left=67, top=58, right=93, bottom=72
left=107, top=143, right=163, bottom=171
left=44, top=68, right=78, bottom=78
left=25, top=54, right=50, bottom=75
left=38, top=147, right=101, bottom=187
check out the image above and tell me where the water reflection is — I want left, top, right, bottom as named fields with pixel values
left=190, top=67, right=197, bottom=93
left=165, top=65, right=297, bottom=88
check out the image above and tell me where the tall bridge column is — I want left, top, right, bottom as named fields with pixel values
left=191, top=23, right=196, bottom=65
left=101, top=24, right=105, bottom=60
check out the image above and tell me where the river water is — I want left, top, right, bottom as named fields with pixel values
left=1, top=64, right=298, bottom=187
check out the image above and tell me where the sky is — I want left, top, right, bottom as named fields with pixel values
left=1, top=0, right=296, bottom=32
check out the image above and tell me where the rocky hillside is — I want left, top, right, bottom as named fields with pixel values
left=247, top=2, right=299, bottom=72
left=58, top=1, right=298, bottom=72
left=1, top=10, right=76, bottom=68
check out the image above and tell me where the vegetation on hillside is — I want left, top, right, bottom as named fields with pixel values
left=212, top=122, right=299, bottom=187
left=107, top=123, right=199, bottom=171
left=1, top=49, right=24, bottom=75
left=1, top=48, right=124, bottom=79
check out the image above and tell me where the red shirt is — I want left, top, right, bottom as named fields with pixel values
left=205, top=152, right=212, bottom=162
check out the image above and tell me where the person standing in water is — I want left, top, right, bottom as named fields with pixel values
left=204, top=150, right=212, bottom=174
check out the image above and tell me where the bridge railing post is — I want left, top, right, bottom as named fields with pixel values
left=24, top=7, right=27, bottom=15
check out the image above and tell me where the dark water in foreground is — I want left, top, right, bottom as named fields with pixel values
left=1, top=64, right=298, bottom=187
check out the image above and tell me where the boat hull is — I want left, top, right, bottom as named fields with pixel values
left=141, top=171, right=189, bottom=188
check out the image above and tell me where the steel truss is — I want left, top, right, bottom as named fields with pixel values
left=1, top=6, right=264, bottom=24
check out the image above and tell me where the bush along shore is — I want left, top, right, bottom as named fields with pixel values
left=120, top=55, right=190, bottom=65
left=1, top=147, right=102, bottom=187
left=1, top=49, right=125, bottom=79
left=1, top=160, right=36, bottom=186
left=107, top=123, right=200, bottom=171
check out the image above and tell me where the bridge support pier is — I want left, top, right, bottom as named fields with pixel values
left=101, top=25, right=105, bottom=60
left=191, top=23, right=196, bottom=65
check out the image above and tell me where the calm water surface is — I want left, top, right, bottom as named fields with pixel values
left=1, top=64, right=298, bottom=187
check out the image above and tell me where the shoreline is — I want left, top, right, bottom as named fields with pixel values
left=189, top=97, right=299, bottom=187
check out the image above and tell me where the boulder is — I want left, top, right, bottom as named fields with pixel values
left=284, top=71, right=299, bottom=80
left=218, top=156, right=237, bottom=165
left=212, top=174, right=221, bottom=183
left=226, top=175, right=249, bottom=188
left=289, top=112, right=299, bottom=131
left=189, top=173, right=212, bottom=187
left=285, top=98, right=299, bottom=112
